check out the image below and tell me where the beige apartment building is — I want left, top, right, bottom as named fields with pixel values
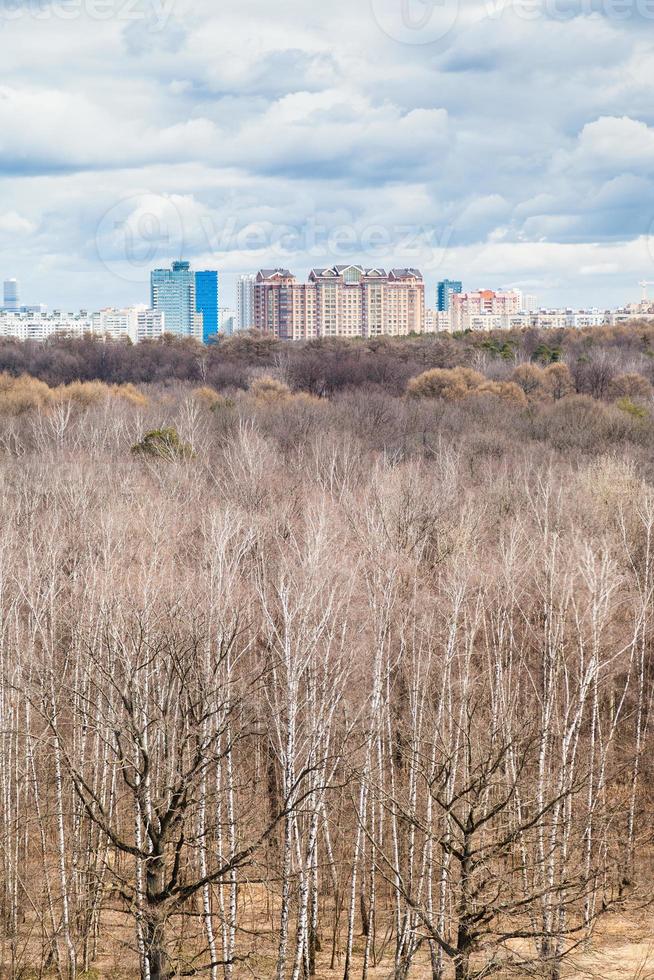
left=450, top=289, right=523, bottom=332
left=254, top=265, right=425, bottom=339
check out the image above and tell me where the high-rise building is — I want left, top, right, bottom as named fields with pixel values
left=91, top=306, right=165, bottom=343
left=195, top=270, right=219, bottom=344
left=219, top=308, right=236, bottom=336
left=437, top=279, right=462, bottom=312
left=237, top=275, right=256, bottom=331
left=254, top=265, right=425, bottom=340
left=151, top=261, right=202, bottom=339
left=450, top=289, right=523, bottom=331
left=425, top=309, right=452, bottom=333
left=3, top=279, right=19, bottom=312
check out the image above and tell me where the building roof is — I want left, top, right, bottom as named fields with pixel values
left=309, top=265, right=392, bottom=280
left=389, top=268, right=423, bottom=280
left=257, top=269, right=294, bottom=280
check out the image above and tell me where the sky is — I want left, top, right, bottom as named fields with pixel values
left=2, top=0, right=654, bottom=312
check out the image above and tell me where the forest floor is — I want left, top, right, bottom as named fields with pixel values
left=12, top=901, right=652, bottom=978
left=79, top=907, right=654, bottom=979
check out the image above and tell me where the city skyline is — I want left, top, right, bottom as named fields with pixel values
left=2, top=2, right=654, bottom=314
left=3, top=262, right=653, bottom=318
left=4, top=260, right=652, bottom=323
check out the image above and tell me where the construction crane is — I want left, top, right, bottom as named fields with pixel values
left=639, top=281, right=654, bottom=302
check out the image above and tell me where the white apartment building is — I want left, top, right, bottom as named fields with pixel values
left=0, top=312, right=92, bottom=341
left=565, top=309, right=608, bottom=329
left=529, top=311, right=568, bottom=330
left=219, top=308, right=236, bottom=336
left=424, top=309, right=452, bottom=333
left=135, top=308, right=166, bottom=341
left=91, top=308, right=148, bottom=342
left=237, top=275, right=256, bottom=331
left=0, top=307, right=164, bottom=343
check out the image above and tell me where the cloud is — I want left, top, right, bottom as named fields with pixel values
left=0, top=0, right=653, bottom=310
left=0, top=211, right=36, bottom=235
left=568, top=116, right=654, bottom=174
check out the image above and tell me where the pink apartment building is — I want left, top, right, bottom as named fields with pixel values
left=254, top=265, right=425, bottom=339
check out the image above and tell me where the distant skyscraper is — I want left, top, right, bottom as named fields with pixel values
left=3, top=279, right=19, bottom=312
left=195, top=270, right=219, bottom=343
left=151, top=261, right=202, bottom=339
left=237, top=275, right=256, bottom=331
left=437, top=279, right=462, bottom=312
left=219, top=308, right=236, bottom=336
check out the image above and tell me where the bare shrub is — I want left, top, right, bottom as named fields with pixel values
left=511, top=363, right=546, bottom=397
left=192, top=385, right=225, bottom=410
left=0, top=372, right=54, bottom=414
left=249, top=374, right=292, bottom=403
left=408, top=367, right=485, bottom=400
left=476, top=379, right=528, bottom=406
left=608, top=373, right=654, bottom=402
left=543, top=361, right=574, bottom=400
left=537, top=394, right=620, bottom=451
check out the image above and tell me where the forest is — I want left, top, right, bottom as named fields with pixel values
left=0, top=325, right=652, bottom=979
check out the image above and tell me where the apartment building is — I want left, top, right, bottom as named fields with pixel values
left=436, top=279, right=462, bottom=312
left=565, top=310, right=608, bottom=329
left=0, top=311, right=93, bottom=341
left=450, top=289, right=522, bottom=332
left=0, top=307, right=164, bottom=343
left=254, top=265, right=425, bottom=339
left=425, top=309, right=453, bottom=333
left=237, top=275, right=256, bottom=331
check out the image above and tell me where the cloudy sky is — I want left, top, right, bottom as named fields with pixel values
left=2, top=0, right=654, bottom=311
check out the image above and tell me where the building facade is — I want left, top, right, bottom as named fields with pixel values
left=0, top=307, right=164, bottom=343
left=219, top=308, right=236, bottom=336
left=195, top=270, right=219, bottom=344
left=425, top=309, right=453, bottom=333
left=254, top=265, right=425, bottom=339
left=437, top=279, right=462, bottom=312
left=450, top=289, right=523, bottom=331
left=151, top=261, right=203, bottom=339
left=3, top=279, right=19, bottom=312
left=237, top=275, right=256, bottom=331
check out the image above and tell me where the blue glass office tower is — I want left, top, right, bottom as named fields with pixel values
left=437, top=279, right=463, bottom=312
left=195, top=271, right=219, bottom=344
left=151, top=261, right=198, bottom=337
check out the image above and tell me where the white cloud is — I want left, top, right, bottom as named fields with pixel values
left=569, top=116, right=654, bottom=173
left=0, top=211, right=36, bottom=235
